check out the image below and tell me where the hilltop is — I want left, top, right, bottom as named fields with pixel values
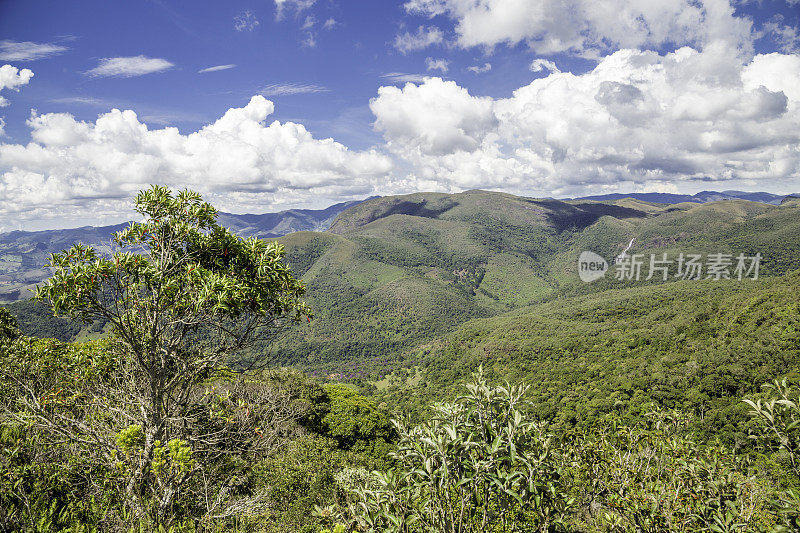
left=262, top=190, right=800, bottom=378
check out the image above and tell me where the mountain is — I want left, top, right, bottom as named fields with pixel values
left=216, top=199, right=368, bottom=238
left=261, top=190, right=800, bottom=377
left=378, top=270, right=800, bottom=443
left=575, top=190, right=787, bottom=205
left=7, top=188, right=800, bottom=442
left=0, top=199, right=363, bottom=303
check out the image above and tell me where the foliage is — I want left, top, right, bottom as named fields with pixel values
left=2, top=186, right=310, bottom=527
left=569, top=408, right=780, bottom=532
left=745, top=379, right=800, bottom=476
left=3, top=190, right=800, bottom=531
left=321, top=384, right=394, bottom=453
left=0, top=305, right=20, bottom=342
left=338, top=369, right=573, bottom=532
left=745, top=379, right=800, bottom=530
left=6, top=299, right=89, bottom=341
left=379, top=272, right=800, bottom=444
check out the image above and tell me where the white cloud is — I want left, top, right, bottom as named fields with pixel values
left=762, top=18, right=800, bottom=53
left=0, top=95, right=392, bottom=227
left=381, top=72, right=429, bottom=84
left=394, top=26, right=444, bottom=54
left=404, top=0, right=754, bottom=57
left=370, top=47, right=800, bottom=196
left=370, top=77, right=496, bottom=156
left=530, top=58, right=559, bottom=73
left=323, top=18, right=337, bottom=30
left=259, top=83, right=329, bottom=96
left=198, top=64, right=237, bottom=73
left=234, top=10, right=260, bottom=31
left=275, top=0, right=316, bottom=19
left=86, top=56, right=174, bottom=78
left=50, top=96, right=110, bottom=106
left=0, top=64, right=34, bottom=107
left=274, top=5, right=321, bottom=46
left=467, top=62, right=491, bottom=74
left=425, top=57, right=449, bottom=73
left=302, top=33, right=317, bottom=48
left=0, top=40, right=68, bottom=61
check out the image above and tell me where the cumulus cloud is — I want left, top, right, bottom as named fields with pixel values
left=0, top=95, right=392, bottom=227
left=323, top=18, right=337, bottom=30
left=0, top=40, right=68, bottom=61
left=0, top=64, right=34, bottom=107
left=370, top=47, right=800, bottom=196
left=198, top=64, right=237, bottom=73
left=404, top=0, right=754, bottom=56
left=86, top=56, right=174, bottom=78
left=370, top=78, right=497, bottom=156
left=530, top=58, right=559, bottom=73
left=394, top=26, right=444, bottom=54
left=467, top=62, right=491, bottom=74
left=234, top=10, right=260, bottom=31
left=425, top=57, right=449, bottom=73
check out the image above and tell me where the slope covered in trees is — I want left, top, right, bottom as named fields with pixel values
left=264, top=191, right=800, bottom=377
left=3, top=187, right=800, bottom=531
left=375, top=271, right=800, bottom=444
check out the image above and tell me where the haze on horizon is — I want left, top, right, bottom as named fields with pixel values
left=0, top=0, right=799, bottom=232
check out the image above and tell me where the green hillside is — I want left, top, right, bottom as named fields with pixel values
left=263, top=191, right=800, bottom=380
left=375, top=271, right=800, bottom=443
left=5, top=188, right=800, bottom=531
left=10, top=190, right=800, bottom=390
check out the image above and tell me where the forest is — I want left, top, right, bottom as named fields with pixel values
left=2, top=187, right=800, bottom=532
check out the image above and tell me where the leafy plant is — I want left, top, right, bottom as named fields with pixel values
left=340, top=368, right=573, bottom=532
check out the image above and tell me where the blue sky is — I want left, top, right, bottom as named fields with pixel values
left=0, top=0, right=799, bottom=230
left=0, top=0, right=588, bottom=147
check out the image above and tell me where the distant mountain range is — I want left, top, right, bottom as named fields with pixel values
left=1, top=190, right=797, bottom=303
left=574, top=190, right=795, bottom=205
left=0, top=199, right=363, bottom=302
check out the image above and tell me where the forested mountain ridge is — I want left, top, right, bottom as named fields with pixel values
left=264, top=190, right=800, bottom=377
left=574, top=189, right=792, bottom=204
left=4, top=190, right=793, bottom=305
left=11, top=190, right=800, bottom=369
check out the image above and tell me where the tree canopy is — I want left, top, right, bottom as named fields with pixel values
left=10, top=185, right=311, bottom=525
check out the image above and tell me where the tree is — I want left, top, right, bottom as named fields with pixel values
left=320, top=383, right=394, bottom=453
left=5, top=185, right=310, bottom=525
left=0, top=306, right=20, bottom=343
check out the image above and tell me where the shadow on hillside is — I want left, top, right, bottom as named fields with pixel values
left=529, top=200, right=649, bottom=231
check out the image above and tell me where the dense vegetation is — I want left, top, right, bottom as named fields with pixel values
left=376, top=272, right=800, bottom=444
left=3, top=189, right=800, bottom=531
left=264, top=192, right=800, bottom=379
left=3, top=325, right=800, bottom=531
